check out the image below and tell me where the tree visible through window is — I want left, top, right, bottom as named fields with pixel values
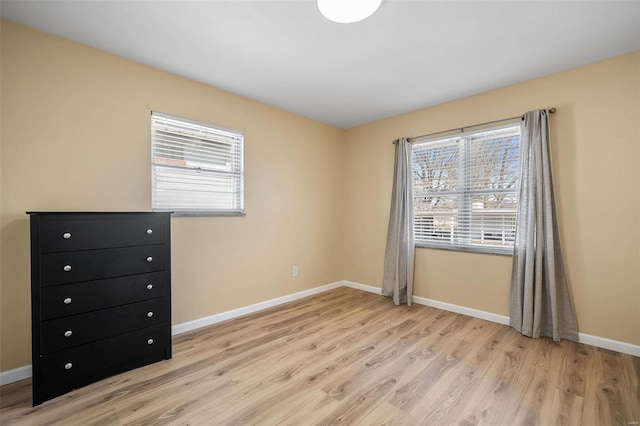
left=412, top=124, right=520, bottom=254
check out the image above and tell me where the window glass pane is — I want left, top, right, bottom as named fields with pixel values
left=467, top=129, right=520, bottom=191
left=151, top=112, right=244, bottom=214
left=469, top=192, right=518, bottom=248
left=412, top=139, right=460, bottom=194
left=412, top=124, right=520, bottom=254
left=414, top=194, right=459, bottom=244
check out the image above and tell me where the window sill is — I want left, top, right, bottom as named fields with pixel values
left=415, top=243, right=513, bottom=256
left=154, top=210, right=246, bottom=217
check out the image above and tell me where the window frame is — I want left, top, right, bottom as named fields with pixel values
left=151, top=111, right=245, bottom=217
left=412, top=122, right=521, bottom=255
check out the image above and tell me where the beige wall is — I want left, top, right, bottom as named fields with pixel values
left=343, top=51, right=640, bottom=346
left=0, top=21, right=345, bottom=372
left=1, top=20, right=638, bottom=375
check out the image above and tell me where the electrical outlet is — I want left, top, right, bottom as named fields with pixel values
left=292, top=266, right=299, bottom=277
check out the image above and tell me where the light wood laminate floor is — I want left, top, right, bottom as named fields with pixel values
left=1, top=287, right=639, bottom=425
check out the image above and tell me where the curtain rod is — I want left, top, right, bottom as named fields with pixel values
left=395, top=108, right=556, bottom=143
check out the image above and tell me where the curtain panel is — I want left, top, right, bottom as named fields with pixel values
left=382, top=138, right=415, bottom=305
left=509, top=110, right=578, bottom=342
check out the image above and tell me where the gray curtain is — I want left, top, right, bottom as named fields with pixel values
left=510, top=110, right=578, bottom=342
left=382, top=138, right=415, bottom=306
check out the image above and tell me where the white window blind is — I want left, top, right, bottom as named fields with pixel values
left=151, top=112, right=244, bottom=215
left=412, top=123, right=521, bottom=254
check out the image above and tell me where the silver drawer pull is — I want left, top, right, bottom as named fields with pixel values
left=63, top=232, right=72, bottom=239
left=64, top=330, right=73, bottom=338
left=146, top=229, right=153, bottom=235
left=63, top=265, right=72, bottom=272
left=64, top=362, right=73, bottom=370
left=147, top=338, right=154, bottom=345
left=63, top=297, right=72, bottom=304
left=146, top=256, right=153, bottom=263
left=147, top=311, right=154, bottom=318
left=147, top=283, right=153, bottom=290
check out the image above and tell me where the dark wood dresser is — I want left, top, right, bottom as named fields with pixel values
left=27, top=212, right=172, bottom=406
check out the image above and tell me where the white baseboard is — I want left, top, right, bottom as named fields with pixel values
left=342, top=280, right=511, bottom=325
left=578, top=332, right=640, bottom=357
left=341, top=280, right=381, bottom=294
left=411, top=294, right=511, bottom=326
left=2, top=279, right=638, bottom=386
left=171, top=281, right=344, bottom=335
left=343, top=280, right=640, bottom=357
left=0, top=365, right=32, bottom=386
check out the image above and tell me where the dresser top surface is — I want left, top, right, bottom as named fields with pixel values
left=27, top=211, right=171, bottom=215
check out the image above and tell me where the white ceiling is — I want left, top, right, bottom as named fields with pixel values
left=2, top=1, right=639, bottom=129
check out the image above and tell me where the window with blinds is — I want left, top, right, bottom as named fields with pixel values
left=151, top=112, right=244, bottom=215
left=412, top=123, right=521, bottom=254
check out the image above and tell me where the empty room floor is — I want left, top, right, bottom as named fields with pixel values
left=1, top=287, right=639, bottom=425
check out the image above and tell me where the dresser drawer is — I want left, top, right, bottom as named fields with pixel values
left=39, top=214, right=167, bottom=252
left=41, top=245, right=167, bottom=286
left=40, top=324, right=170, bottom=388
left=41, top=298, right=169, bottom=354
left=40, top=272, right=169, bottom=320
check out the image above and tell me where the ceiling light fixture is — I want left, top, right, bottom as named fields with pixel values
left=317, top=0, right=383, bottom=24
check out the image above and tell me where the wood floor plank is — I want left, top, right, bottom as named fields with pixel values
left=509, top=338, right=566, bottom=425
left=590, top=348, right=640, bottom=425
left=408, top=322, right=512, bottom=424
left=1, top=287, right=638, bottom=425
left=357, top=401, right=419, bottom=425
left=448, top=325, right=549, bottom=425
left=547, top=388, right=585, bottom=426
left=212, top=315, right=422, bottom=424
